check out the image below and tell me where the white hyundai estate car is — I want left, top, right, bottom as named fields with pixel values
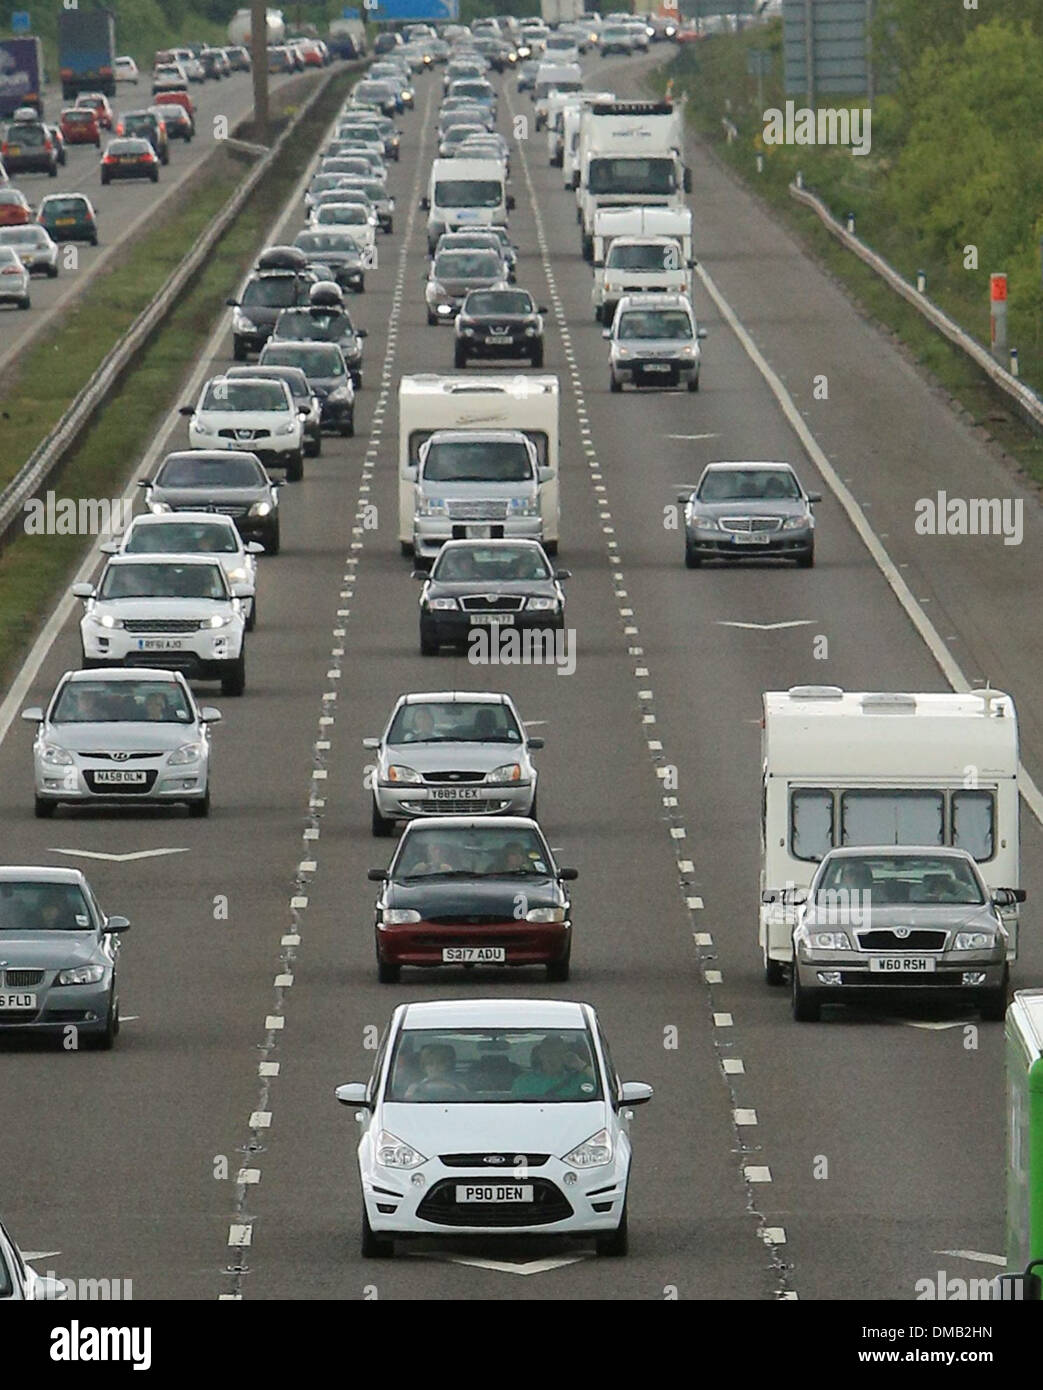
left=335, top=998, right=653, bottom=1257
left=73, top=554, right=250, bottom=696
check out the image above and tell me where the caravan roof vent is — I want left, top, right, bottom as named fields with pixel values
left=861, top=693, right=917, bottom=711
left=787, top=686, right=844, bottom=700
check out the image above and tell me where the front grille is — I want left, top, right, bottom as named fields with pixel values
left=447, top=501, right=509, bottom=521
left=84, top=769, right=159, bottom=794
left=405, top=798, right=508, bottom=814
left=718, top=516, right=783, bottom=534
left=421, top=770, right=485, bottom=783
left=417, top=1176, right=572, bottom=1226
left=218, top=428, right=269, bottom=441
left=123, top=618, right=202, bottom=634
left=858, top=930, right=949, bottom=951
left=439, top=1153, right=549, bottom=1168
left=424, top=915, right=516, bottom=928
left=460, top=595, right=525, bottom=612
left=3, top=969, right=44, bottom=987
left=81, top=751, right=159, bottom=761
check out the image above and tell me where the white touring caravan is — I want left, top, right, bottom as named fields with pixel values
left=759, top=686, right=1023, bottom=983
left=398, top=374, right=561, bottom=555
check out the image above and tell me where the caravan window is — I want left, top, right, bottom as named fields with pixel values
left=951, top=790, right=995, bottom=862
left=791, top=789, right=833, bottom=862
left=840, top=791, right=944, bottom=848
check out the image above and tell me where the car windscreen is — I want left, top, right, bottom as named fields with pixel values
left=53, top=679, right=194, bottom=724
left=698, top=468, right=801, bottom=502
left=814, top=854, right=986, bottom=907
left=241, top=277, right=306, bottom=309
left=99, top=562, right=229, bottom=601
left=607, top=243, right=677, bottom=270
left=275, top=309, right=354, bottom=339
left=388, top=700, right=523, bottom=745
left=465, top=291, right=533, bottom=316
left=124, top=522, right=238, bottom=555
left=40, top=197, right=88, bottom=215
left=0, top=882, right=94, bottom=932
left=8, top=124, right=45, bottom=146
left=62, top=110, right=95, bottom=123
left=434, top=251, right=501, bottom=278
left=433, top=180, right=503, bottom=209
left=616, top=309, right=692, bottom=340
left=316, top=204, right=368, bottom=224
left=433, top=545, right=551, bottom=584
left=386, top=1028, right=602, bottom=1103
left=0, top=248, right=21, bottom=266
left=200, top=381, right=289, bottom=412
left=393, top=824, right=551, bottom=879
left=294, top=231, right=360, bottom=255
left=422, top=439, right=532, bottom=483
left=156, top=457, right=265, bottom=488
left=262, top=344, right=345, bottom=377
left=0, top=228, right=46, bottom=246
left=588, top=156, right=675, bottom=195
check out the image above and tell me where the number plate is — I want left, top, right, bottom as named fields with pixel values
left=431, top=787, right=479, bottom=800
left=442, top=946, right=506, bottom=963
left=137, top=639, right=183, bottom=650
left=56, top=218, right=76, bottom=226
left=466, top=525, right=493, bottom=539
left=733, top=533, right=772, bottom=545
left=642, top=363, right=672, bottom=373
left=469, top=612, right=514, bottom=624
left=455, top=1184, right=532, bottom=1203
left=0, top=993, right=36, bottom=1009
left=93, top=770, right=148, bottom=784
left=7, top=146, right=20, bottom=155
left=868, top=956, right=936, bottom=973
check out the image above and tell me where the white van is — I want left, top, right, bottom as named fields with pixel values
left=759, top=686, right=1022, bottom=983
left=423, top=158, right=514, bottom=253
left=534, top=62, right=583, bottom=130
left=398, top=374, right=560, bottom=555
left=591, top=207, right=694, bottom=320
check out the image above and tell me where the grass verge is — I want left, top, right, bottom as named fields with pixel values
left=0, top=68, right=360, bottom=690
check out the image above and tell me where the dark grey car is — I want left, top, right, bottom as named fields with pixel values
left=270, top=306, right=367, bottom=387
left=0, top=866, right=129, bottom=1048
left=292, top=228, right=367, bottom=293
left=227, top=271, right=316, bottom=360
left=678, top=462, right=820, bottom=569
left=140, top=450, right=283, bottom=553
left=226, top=364, right=323, bottom=457
left=426, top=249, right=506, bottom=324
left=258, top=341, right=355, bottom=435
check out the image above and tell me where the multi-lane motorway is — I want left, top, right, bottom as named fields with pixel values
left=1, top=47, right=1040, bottom=1303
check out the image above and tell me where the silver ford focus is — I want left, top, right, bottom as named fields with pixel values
left=22, top=667, right=221, bottom=818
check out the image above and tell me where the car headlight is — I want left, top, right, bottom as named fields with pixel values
left=208, top=613, right=232, bottom=628
left=692, top=513, right=718, bottom=531
left=562, top=1129, right=613, bottom=1169
left=461, top=325, right=476, bottom=336
left=954, top=931, right=996, bottom=951
left=227, top=566, right=248, bottom=582
left=428, top=281, right=445, bottom=297
left=415, top=498, right=448, bottom=517
left=375, top=1130, right=426, bottom=1169
left=525, top=596, right=558, bottom=611
left=234, top=313, right=257, bottom=331
left=508, top=497, right=539, bottom=515
left=806, top=931, right=853, bottom=951
left=782, top=514, right=812, bottom=530
left=680, top=344, right=697, bottom=357
left=169, top=740, right=204, bottom=765
left=249, top=501, right=272, bottom=518
left=425, top=596, right=459, bottom=610
left=97, top=613, right=124, bottom=629
left=524, top=325, right=538, bottom=336
left=193, top=419, right=214, bottom=434
left=40, top=742, right=73, bottom=766
left=387, top=764, right=422, bottom=783
left=56, top=964, right=105, bottom=986
left=277, top=420, right=300, bottom=436
left=615, top=346, right=630, bottom=358
left=382, top=908, right=421, bottom=925
left=487, top=762, right=522, bottom=784
left=328, top=385, right=353, bottom=402
left=436, top=303, right=453, bottom=316
left=525, top=906, right=565, bottom=923
left=148, top=501, right=171, bottom=514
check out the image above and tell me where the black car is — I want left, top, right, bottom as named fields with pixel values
left=292, top=228, right=367, bottom=293
left=119, top=110, right=169, bottom=163
left=140, top=450, right=282, bottom=553
left=100, top=137, right=160, bottom=184
left=225, top=364, right=323, bottom=458
left=270, top=305, right=367, bottom=386
left=199, top=47, right=229, bottom=79
left=258, top=341, right=355, bottom=435
left=454, top=288, right=546, bottom=368
left=1, top=120, right=59, bottom=176
left=417, top=539, right=568, bottom=654
left=227, top=270, right=317, bottom=360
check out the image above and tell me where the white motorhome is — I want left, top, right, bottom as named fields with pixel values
left=591, top=206, right=694, bottom=319
left=576, top=101, right=690, bottom=258
left=560, top=91, right=614, bottom=182
left=423, top=158, right=514, bottom=252
left=759, top=686, right=1023, bottom=983
left=398, top=375, right=561, bottom=555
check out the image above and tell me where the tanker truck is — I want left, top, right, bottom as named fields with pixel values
left=227, top=8, right=286, bottom=47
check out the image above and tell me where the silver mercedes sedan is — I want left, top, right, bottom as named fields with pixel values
left=678, top=461, right=820, bottom=568
left=363, top=691, right=542, bottom=835
left=22, top=667, right=221, bottom=818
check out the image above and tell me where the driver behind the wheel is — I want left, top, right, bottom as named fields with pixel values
left=405, top=1043, right=468, bottom=1099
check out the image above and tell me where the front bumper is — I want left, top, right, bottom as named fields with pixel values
left=458, top=332, right=542, bottom=359
left=0, top=282, right=30, bottom=302
left=361, top=1146, right=625, bottom=1237
left=613, top=356, right=697, bottom=385
left=377, top=918, right=570, bottom=969
left=0, top=979, right=114, bottom=1035
left=18, top=254, right=58, bottom=275
left=374, top=780, right=534, bottom=819
left=318, top=395, right=354, bottom=429
left=81, top=626, right=243, bottom=671
left=34, top=755, right=208, bottom=806
left=685, top=525, right=813, bottom=558
left=794, top=949, right=1007, bottom=1000
left=421, top=611, right=563, bottom=645
left=413, top=515, right=543, bottom=557
left=3, top=154, right=55, bottom=173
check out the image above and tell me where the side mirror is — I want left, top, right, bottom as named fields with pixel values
left=806, top=491, right=822, bottom=504
left=32, top=1274, right=69, bottom=1301
left=225, top=297, right=239, bottom=307
left=537, top=466, right=554, bottom=483
left=420, top=195, right=430, bottom=209
left=506, top=193, right=516, bottom=210
left=411, top=569, right=427, bottom=580
left=71, top=582, right=95, bottom=600
left=178, top=404, right=194, bottom=416
left=696, top=327, right=708, bottom=339
left=537, top=304, right=548, bottom=313
left=683, top=167, right=692, bottom=193
left=357, top=327, right=368, bottom=337
left=526, top=736, right=544, bottom=750
left=200, top=706, right=222, bottom=723
left=559, top=866, right=578, bottom=882
left=367, top=868, right=389, bottom=882
left=619, top=1080, right=653, bottom=1107
left=232, top=582, right=254, bottom=598
left=136, top=478, right=152, bottom=488
left=20, top=707, right=44, bottom=723
left=335, top=1082, right=371, bottom=1108
left=246, top=541, right=265, bottom=554
left=992, top=1266, right=1043, bottom=1301
left=98, top=540, right=119, bottom=554
left=104, top=915, right=131, bottom=933
left=554, top=568, right=571, bottom=580
left=362, top=736, right=381, bottom=749
left=993, top=887, right=1028, bottom=906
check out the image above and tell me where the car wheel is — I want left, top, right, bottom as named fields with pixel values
left=594, top=305, right=602, bottom=324
left=245, top=597, right=257, bottom=632
left=90, top=234, right=99, bottom=247
left=377, top=955, right=401, bottom=984
left=400, top=540, right=414, bottom=558
left=797, top=544, right=815, bottom=569
left=453, top=345, right=467, bottom=368
left=100, top=173, right=110, bottom=185
left=595, top=1200, right=628, bottom=1256
left=221, top=654, right=246, bottom=697
left=687, top=371, right=700, bottom=393
left=233, top=338, right=247, bottom=362
left=265, top=524, right=280, bottom=556
left=371, top=799, right=395, bottom=837
left=18, top=296, right=30, bottom=310
left=979, top=968, right=1010, bottom=1022
left=531, top=346, right=544, bottom=369
left=581, top=234, right=593, bottom=261
left=286, top=451, right=304, bottom=482
left=188, top=788, right=211, bottom=817
left=609, top=372, right=622, bottom=393
left=150, top=171, right=158, bottom=182
left=546, top=949, right=570, bottom=983
left=420, top=626, right=439, bottom=655
left=356, top=276, right=365, bottom=292
left=544, top=540, right=558, bottom=557
left=48, top=164, right=57, bottom=177
left=340, top=417, right=354, bottom=438
left=306, top=436, right=320, bottom=458
left=684, top=542, right=701, bottom=569
left=763, top=942, right=785, bottom=986
left=85, top=995, right=118, bottom=1050
left=427, top=309, right=438, bottom=325
left=528, top=788, right=538, bottom=820
left=791, top=968, right=822, bottom=1022
left=361, top=1209, right=395, bottom=1258
left=386, top=218, right=393, bottom=234
left=34, top=796, right=56, bottom=819
left=47, top=265, right=59, bottom=278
